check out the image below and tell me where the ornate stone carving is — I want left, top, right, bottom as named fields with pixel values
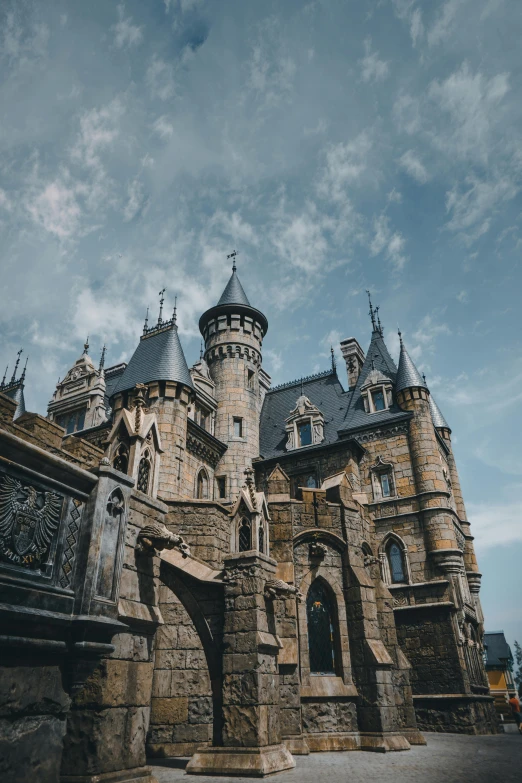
left=352, top=421, right=409, bottom=444
left=264, top=578, right=302, bottom=602
left=0, top=474, right=63, bottom=568
left=187, top=431, right=223, bottom=468
left=309, top=540, right=327, bottom=560
left=136, top=521, right=190, bottom=557
left=59, top=499, right=82, bottom=588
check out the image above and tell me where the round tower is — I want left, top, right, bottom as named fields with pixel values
left=199, top=258, right=268, bottom=500
left=395, top=333, right=461, bottom=574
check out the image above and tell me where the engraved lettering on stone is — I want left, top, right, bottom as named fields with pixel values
left=0, top=474, right=63, bottom=568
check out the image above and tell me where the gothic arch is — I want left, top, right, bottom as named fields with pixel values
left=379, top=532, right=412, bottom=585
left=195, top=467, right=210, bottom=500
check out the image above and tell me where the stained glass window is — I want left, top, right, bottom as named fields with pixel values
left=388, top=542, right=405, bottom=583
left=307, top=580, right=337, bottom=674
left=239, top=519, right=251, bottom=551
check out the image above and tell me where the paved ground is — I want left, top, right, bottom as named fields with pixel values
left=149, top=732, right=522, bottom=783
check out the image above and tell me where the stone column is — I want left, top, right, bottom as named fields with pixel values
left=186, top=552, right=295, bottom=777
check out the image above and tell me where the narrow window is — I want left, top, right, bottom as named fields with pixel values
left=233, top=417, right=243, bottom=438
left=372, top=388, right=386, bottom=411
left=77, top=409, right=86, bottom=431
left=380, top=472, right=392, bottom=497
left=306, top=475, right=317, bottom=488
left=258, top=524, right=265, bottom=554
left=247, top=369, right=255, bottom=390
left=307, top=580, right=337, bottom=674
left=113, top=444, right=129, bottom=474
left=137, top=454, right=151, bottom=494
left=216, top=476, right=227, bottom=499
left=388, top=542, right=406, bottom=583
left=238, top=518, right=251, bottom=551
left=298, top=420, right=312, bottom=447
left=197, top=470, right=209, bottom=499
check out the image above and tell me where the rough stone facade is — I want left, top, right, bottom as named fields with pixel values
left=0, top=273, right=496, bottom=782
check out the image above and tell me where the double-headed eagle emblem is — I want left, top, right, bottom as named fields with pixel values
left=0, top=475, right=62, bottom=566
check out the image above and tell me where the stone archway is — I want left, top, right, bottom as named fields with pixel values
left=147, top=561, right=224, bottom=758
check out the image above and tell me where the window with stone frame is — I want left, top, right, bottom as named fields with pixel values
left=290, top=471, right=318, bottom=499
left=233, top=417, right=243, bottom=438
left=306, top=579, right=338, bottom=675
left=137, top=450, right=152, bottom=494
left=370, top=457, right=396, bottom=501
left=246, top=368, right=255, bottom=390
left=57, top=407, right=86, bottom=435
left=216, top=475, right=227, bottom=499
left=360, top=368, right=393, bottom=414
left=238, top=518, right=251, bottom=551
left=387, top=540, right=406, bottom=583
left=297, top=419, right=313, bottom=447
left=371, top=388, right=386, bottom=411
left=285, top=395, right=325, bottom=451
left=197, top=468, right=209, bottom=499
left=113, top=443, right=129, bottom=474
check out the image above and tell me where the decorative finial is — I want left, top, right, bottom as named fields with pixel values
left=227, top=249, right=239, bottom=272
left=158, top=288, right=166, bottom=325
left=371, top=358, right=375, bottom=371
left=330, top=345, right=336, bottom=372
left=172, top=296, right=177, bottom=325
left=143, top=306, right=149, bottom=334
left=301, top=377, right=304, bottom=396
left=422, top=373, right=427, bottom=385
left=11, top=349, right=22, bottom=383
left=375, top=305, right=383, bottom=335
left=1, top=365, right=8, bottom=387
left=398, top=327, right=403, bottom=347
left=99, top=345, right=106, bottom=372
left=83, top=337, right=89, bottom=355
left=366, top=290, right=376, bottom=331
left=20, top=356, right=28, bottom=382
left=200, top=341, right=204, bottom=360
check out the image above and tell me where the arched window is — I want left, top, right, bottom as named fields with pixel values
left=387, top=541, right=406, bottom=583
left=137, top=451, right=151, bottom=494
left=306, top=580, right=337, bottom=674
left=113, top=443, right=129, bottom=474
left=258, top=523, right=265, bottom=554
left=197, top=469, right=209, bottom=500
left=238, top=518, right=251, bottom=552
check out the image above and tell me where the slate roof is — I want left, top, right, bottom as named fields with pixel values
left=258, top=328, right=412, bottom=462
left=429, top=393, right=450, bottom=430
left=4, top=383, right=25, bottom=420
left=484, top=632, right=513, bottom=668
left=112, top=324, right=194, bottom=396
left=104, top=363, right=126, bottom=401
left=396, top=338, right=426, bottom=392
left=217, top=269, right=251, bottom=307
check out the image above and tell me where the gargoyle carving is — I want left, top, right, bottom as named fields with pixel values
left=309, top=541, right=327, bottom=560
left=136, top=521, right=190, bottom=557
left=264, top=578, right=303, bottom=602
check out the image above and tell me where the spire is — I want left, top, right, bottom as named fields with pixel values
left=11, top=349, right=22, bottom=383
left=424, top=374, right=450, bottom=430
left=330, top=345, right=336, bottom=372
left=83, top=337, right=89, bottom=356
left=172, top=296, right=177, bottom=326
left=395, top=330, right=427, bottom=393
left=1, top=365, right=8, bottom=388
left=158, top=288, right=165, bottom=325
left=366, top=290, right=377, bottom=331
left=99, top=345, right=107, bottom=372
left=20, top=356, right=28, bottom=383
left=217, top=266, right=251, bottom=307
left=375, top=306, right=383, bottom=336
left=143, top=307, right=149, bottom=335
left=200, top=341, right=204, bottom=360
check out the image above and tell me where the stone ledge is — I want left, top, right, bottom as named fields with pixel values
left=185, top=744, right=295, bottom=777
left=61, top=765, right=158, bottom=783
left=301, top=676, right=358, bottom=699
left=359, top=732, right=411, bottom=752
left=305, top=732, right=360, bottom=752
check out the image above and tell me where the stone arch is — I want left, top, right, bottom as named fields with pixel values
left=195, top=467, right=210, bottom=500
left=149, top=561, right=224, bottom=758
left=379, top=532, right=412, bottom=585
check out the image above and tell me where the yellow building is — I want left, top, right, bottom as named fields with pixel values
left=484, top=631, right=516, bottom=723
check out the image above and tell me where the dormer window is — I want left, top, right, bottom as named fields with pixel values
left=361, top=368, right=393, bottom=414
left=285, top=394, right=325, bottom=451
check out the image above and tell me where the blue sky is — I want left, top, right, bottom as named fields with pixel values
left=1, top=0, right=520, bottom=649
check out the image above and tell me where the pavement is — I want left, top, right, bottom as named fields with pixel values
left=149, top=732, right=522, bottom=783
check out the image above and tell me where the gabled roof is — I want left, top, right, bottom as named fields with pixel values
left=396, top=336, right=426, bottom=392
left=112, top=324, right=194, bottom=396
left=484, top=632, right=513, bottom=668
left=429, top=393, right=450, bottom=430
left=217, top=269, right=251, bottom=307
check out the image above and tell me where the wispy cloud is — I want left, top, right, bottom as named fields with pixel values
left=398, top=150, right=429, bottom=183
left=358, top=38, right=389, bottom=83
left=112, top=4, right=143, bottom=50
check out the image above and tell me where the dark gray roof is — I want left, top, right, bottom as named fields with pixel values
left=104, top=363, right=126, bottom=401
left=429, top=393, right=450, bottom=430
left=396, top=338, right=426, bottom=392
left=4, top=383, right=25, bottom=420
left=113, top=325, right=194, bottom=396
left=217, top=270, right=251, bottom=307
left=484, top=632, right=513, bottom=667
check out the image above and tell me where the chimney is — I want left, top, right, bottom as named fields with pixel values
left=340, top=338, right=365, bottom=390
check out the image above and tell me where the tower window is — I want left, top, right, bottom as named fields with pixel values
left=307, top=580, right=337, bottom=674
left=238, top=518, right=251, bottom=551
left=380, top=472, right=392, bottom=497
left=297, top=420, right=312, bottom=447
left=216, top=476, right=227, bottom=499
left=197, top=469, right=209, bottom=499
left=113, top=443, right=129, bottom=474
left=233, top=417, right=243, bottom=438
left=137, top=453, right=151, bottom=494
left=247, top=369, right=255, bottom=390
left=371, top=388, right=386, bottom=411
left=388, top=542, right=406, bottom=583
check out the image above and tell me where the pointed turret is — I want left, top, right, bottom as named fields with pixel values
left=217, top=267, right=251, bottom=307
left=395, top=331, right=426, bottom=393
left=428, top=392, right=450, bottom=432
left=1, top=350, right=26, bottom=420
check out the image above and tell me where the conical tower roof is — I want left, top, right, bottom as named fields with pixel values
left=4, top=383, right=25, bottom=420
left=429, top=392, right=450, bottom=431
left=395, top=334, right=427, bottom=393
left=113, top=322, right=194, bottom=396
left=217, top=269, right=251, bottom=307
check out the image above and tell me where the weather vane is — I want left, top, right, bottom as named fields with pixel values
left=227, top=250, right=239, bottom=272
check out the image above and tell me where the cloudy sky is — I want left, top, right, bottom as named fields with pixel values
left=1, top=0, right=521, bottom=648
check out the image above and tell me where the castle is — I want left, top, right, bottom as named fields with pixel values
left=0, top=259, right=496, bottom=782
